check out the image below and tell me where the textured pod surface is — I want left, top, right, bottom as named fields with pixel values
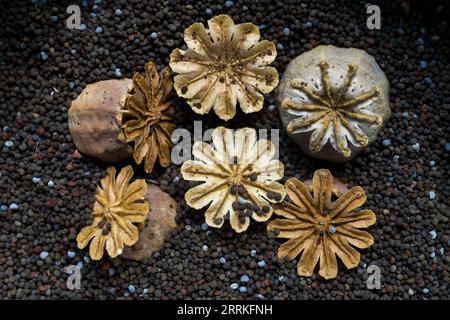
left=116, top=62, right=175, bottom=173
left=68, top=79, right=131, bottom=162
left=277, top=45, right=391, bottom=162
left=122, top=185, right=177, bottom=261
left=268, top=169, right=376, bottom=280
left=181, top=127, right=285, bottom=233
left=170, top=14, right=279, bottom=121
left=76, top=166, right=149, bottom=261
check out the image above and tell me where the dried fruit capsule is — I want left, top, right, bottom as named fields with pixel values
left=68, top=79, right=131, bottom=162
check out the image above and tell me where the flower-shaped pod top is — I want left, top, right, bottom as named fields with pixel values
left=170, top=15, right=279, bottom=121
left=76, top=166, right=149, bottom=260
left=277, top=45, right=390, bottom=162
left=181, top=127, right=285, bottom=232
left=268, top=169, right=376, bottom=279
left=115, top=62, right=175, bottom=173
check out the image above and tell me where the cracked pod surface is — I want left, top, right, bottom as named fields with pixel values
left=181, top=127, right=285, bottom=233
left=277, top=45, right=391, bottom=162
left=170, top=15, right=279, bottom=121
left=268, top=169, right=376, bottom=280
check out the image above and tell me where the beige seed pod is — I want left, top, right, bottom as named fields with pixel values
left=277, top=45, right=391, bottom=162
left=169, top=15, right=279, bottom=121
left=68, top=79, right=131, bottom=162
left=268, top=169, right=376, bottom=280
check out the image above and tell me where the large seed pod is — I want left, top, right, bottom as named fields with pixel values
left=169, top=15, right=279, bottom=121
left=68, top=79, right=131, bottom=162
left=268, top=169, right=376, bottom=280
left=277, top=45, right=391, bottom=162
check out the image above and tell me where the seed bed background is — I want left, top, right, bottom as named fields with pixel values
left=0, top=0, right=449, bottom=299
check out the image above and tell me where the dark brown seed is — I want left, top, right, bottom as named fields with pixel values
left=181, top=86, right=188, bottom=94
left=230, top=185, right=237, bottom=195
left=262, top=205, right=270, bottom=213
left=274, top=193, right=282, bottom=201
left=239, top=217, right=246, bottom=224
left=213, top=218, right=223, bottom=225
left=249, top=173, right=257, bottom=182
left=232, top=202, right=239, bottom=210
left=102, top=227, right=109, bottom=235
left=267, top=191, right=275, bottom=199
left=97, top=220, right=106, bottom=228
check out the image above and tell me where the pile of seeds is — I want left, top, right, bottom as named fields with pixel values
left=0, top=0, right=448, bottom=299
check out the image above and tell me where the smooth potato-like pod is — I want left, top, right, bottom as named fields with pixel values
left=68, top=79, right=131, bottom=162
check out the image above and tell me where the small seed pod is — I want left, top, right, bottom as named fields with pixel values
left=68, top=79, right=131, bottom=162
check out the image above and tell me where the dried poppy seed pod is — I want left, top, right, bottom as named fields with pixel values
left=76, top=166, right=149, bottom=260
left=115, top=62, right=175, bottom=174
left=170, top=15, right=279, bottom=121
left=122, top=185, right=177, bottom=262
left=68, top=79, right=131, bottom=162
left=277, top=45, right=391, bottom=162
left=181, top=127, right=285, bottom=233
left=268, top=169, right=376, bottom=279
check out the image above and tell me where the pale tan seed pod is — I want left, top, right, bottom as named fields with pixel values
left=170, top=15, right=279, bottom=121
left=277, top=45, right=391, bottom=162
left=181, top=127, right=285, bottom=233
left=68, top=79, right=131, bottom=162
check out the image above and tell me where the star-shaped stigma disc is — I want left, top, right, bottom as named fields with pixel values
left=282, top=61, right=382, bottom=157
